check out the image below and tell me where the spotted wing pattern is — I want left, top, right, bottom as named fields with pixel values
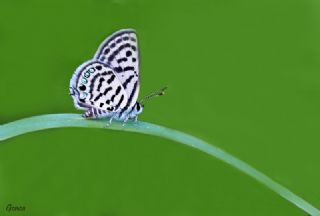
left=70, top=61, right=128, bottom=113
left=94, top=29, right=139, bottom=108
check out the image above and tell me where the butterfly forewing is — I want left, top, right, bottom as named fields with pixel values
left=94, top=29, right=140, bottom=108
left=71, top=61, right=128, bottom=112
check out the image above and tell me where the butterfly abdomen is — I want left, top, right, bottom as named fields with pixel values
left=82, top=107, right=109, bottom=119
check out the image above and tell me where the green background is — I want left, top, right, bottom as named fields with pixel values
left=0, top=0, right=320, bottom=215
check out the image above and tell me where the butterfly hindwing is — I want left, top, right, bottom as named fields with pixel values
left=94, top=29, right=140, bottom=108
left=70, top=61, right=128, bottom=112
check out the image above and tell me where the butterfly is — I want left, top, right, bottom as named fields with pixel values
left=69, top=29, right=166, bottom=124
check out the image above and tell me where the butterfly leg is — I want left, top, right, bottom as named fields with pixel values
left=134, top=116, right=138, bottom=122
left=107, top=117, right=113, bottom=126
left=122, top=116, right=130, bottom=126
left=106, top=114, right=115, bottom=127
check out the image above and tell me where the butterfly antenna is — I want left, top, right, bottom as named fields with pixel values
left=140, top=86, right=168, bottom=105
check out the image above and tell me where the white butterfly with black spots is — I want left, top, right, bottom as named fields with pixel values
left=69, top=29, right=144, bottom=123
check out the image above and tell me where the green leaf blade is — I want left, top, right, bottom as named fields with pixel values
left=0, top=114, right=319, bottom=215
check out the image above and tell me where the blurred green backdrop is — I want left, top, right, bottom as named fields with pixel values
left=1, top=0, right=320, bottom=215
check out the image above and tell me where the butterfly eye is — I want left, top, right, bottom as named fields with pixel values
left=136, top=103, right=141, bottom=111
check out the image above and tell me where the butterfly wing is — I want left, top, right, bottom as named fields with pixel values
left=70, top=61, right=128, bottom=112
left=94, top=29, right=139, bottom=108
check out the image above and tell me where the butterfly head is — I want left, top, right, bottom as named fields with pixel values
left=134, top=102, right=144, bottom=115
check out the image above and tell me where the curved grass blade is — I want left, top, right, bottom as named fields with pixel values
left=0, top=113, right=319, bottom=215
